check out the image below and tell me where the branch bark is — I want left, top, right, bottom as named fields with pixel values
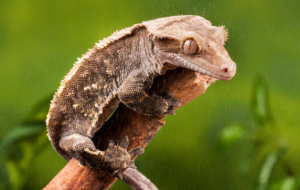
left=44, top=68, right=216, bottom=190
left=121, top=168, right=158, bottom=190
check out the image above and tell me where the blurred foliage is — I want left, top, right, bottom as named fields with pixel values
left=0, top=96, right=51, bottom=190
left=215, top=75, right=300, bottom=190
left=271, top=177, right=300, bottom=190
left=251, top=75, right=273, bottom=126
left=217, top=123, right=245, bottom=149
left=0, top=0, right=299, bottom=190
left=21, top=94, right=53, bottom=125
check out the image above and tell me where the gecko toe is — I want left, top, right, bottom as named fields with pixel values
left=166, top=98, right=181, bottom=107
left=128, top=160, right=137, bottom=169
left=162, top=92, right=174, bottom=99
left=128, top=146, right=144, bottom=158
left=166, top=108, right=176, bottom=115
left=107, top=139, right=116, bottom=149
left=115, top=171, right=123, bottom=180
left=117, top=135, right=129, bottom=149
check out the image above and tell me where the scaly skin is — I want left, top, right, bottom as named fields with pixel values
left=46, top=15, right=236, bottom=176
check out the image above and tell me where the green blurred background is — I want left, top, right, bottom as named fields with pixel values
left=1, top=0, right=299, bottom=189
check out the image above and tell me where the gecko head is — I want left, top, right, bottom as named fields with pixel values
left=144, top=15, right=236, bottom=80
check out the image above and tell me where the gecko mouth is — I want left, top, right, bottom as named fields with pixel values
left=161, top=52, right=235, bottom=81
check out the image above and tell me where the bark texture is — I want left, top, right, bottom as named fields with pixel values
left=121, top=168, right=158, bottom=190
left=44, top=68, right=215, bottom=190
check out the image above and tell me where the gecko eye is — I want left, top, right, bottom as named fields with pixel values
left=183, top=39, right=200, bottom=55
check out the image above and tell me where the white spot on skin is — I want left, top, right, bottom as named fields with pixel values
left=84, top=86, right=91, bottom=91
left=104, top=59, right=109, bottom=65
left=73, top=104, right=78, bottom=108
left=67, top=91, right=75, bottom=97
left=95, top=103, right=99, bottom=108
left=46, top=114, right=50, bottom=125
left=118, top=50, right=122, bottom=59
left=92, top=84, right=97, bottom=89
left=80, top=72, right=88, bottom=77
left=84, top=148, right=104, bottom=156
left=106, top=68, right=112, bottom=75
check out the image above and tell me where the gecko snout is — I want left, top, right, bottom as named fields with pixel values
left=220, top=62, right=236, bottom=80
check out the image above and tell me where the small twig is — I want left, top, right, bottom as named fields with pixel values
left=121, top=168, right=158, bottom=190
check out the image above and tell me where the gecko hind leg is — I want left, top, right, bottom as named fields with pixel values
left=59, top=134, right=144, bottom=176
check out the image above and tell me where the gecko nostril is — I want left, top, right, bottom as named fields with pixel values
left=223, top=68, right=228, bottom=73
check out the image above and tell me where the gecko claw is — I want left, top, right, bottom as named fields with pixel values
left=128, top=160, right=137, bottom=169
left=117, top=135, right=129, bottom=149
left=115, top=171, right=123, bottom=180
left=162, top=92, right=181, bottom=107
left=128, top=146, right=144, bottom=158
left=168, top=99, right=181, bottom=107
left=165, top=96, right=181, bottom=107
left=107, top=139, right=116, bottom=149
left=162, top=92, right=174, bottom=99
left=102, top=137, right=145, bottom=180
left=166, top=108, right=176, bottom=115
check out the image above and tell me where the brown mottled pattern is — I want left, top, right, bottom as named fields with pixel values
left=46, top=15, right=236, bottom=175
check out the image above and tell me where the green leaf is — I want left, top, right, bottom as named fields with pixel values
left=217, top=123, right=245, bottom=149
left=257, top=148, right=286, bottom=190
left=106, top=105, right=119, bottom=121
left=21, top=93, right=54, bottom=125
left=251, top=75, right=273, bottom=125
left=0, top=126, right=47, bottom=190
left=270, top=177, right=298, bottom=190
left=0, top=125, right=44, bottom=153
left=0, top=157, right=10, bottom=190
left=0, top=94, right=53, bottom=189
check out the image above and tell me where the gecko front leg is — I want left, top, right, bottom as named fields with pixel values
left=118, top=70, right=181, bottom=116
left=59, top=134, right=144, bottom=177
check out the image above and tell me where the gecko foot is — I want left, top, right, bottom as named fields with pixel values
left=161, top=92, right=181, bottom=115
left=104, top=136, right=144, bottom=179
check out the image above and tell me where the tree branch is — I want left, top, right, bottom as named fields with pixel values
left=44, top=68, right=216, bottom=190
left=121, top=168, right=158, bottom=190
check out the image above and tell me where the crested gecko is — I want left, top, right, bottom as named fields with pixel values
left=46, top=15, right=236, bottom=178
